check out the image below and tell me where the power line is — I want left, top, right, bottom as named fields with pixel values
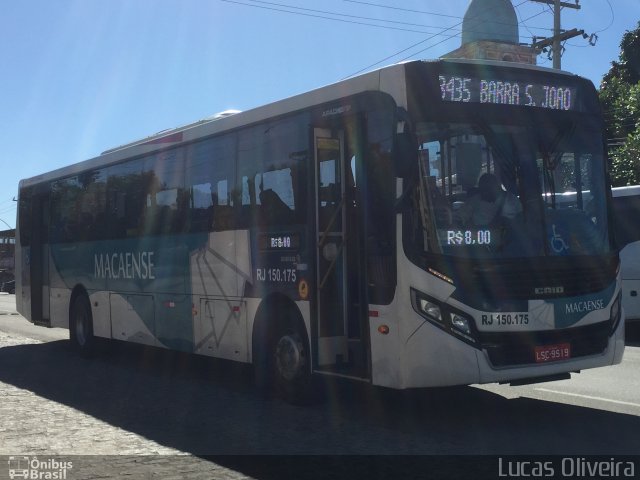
left=515, top=1, right=548, bottom=39
left=343, top=0, right=463, bottom=20
left=221, top=0, right=557, bottom=73
left=344, top=0, right=530, bottom=78
left=0, top=217, right=13, bottom=230
left=246, top=0, right=463, bottom=31
left=220, top=0, right=444, bottom=35
left=222, top=0, right=549, bottom=40
left=594, top=0, right=614, bottom=34
left=0, top=202, right=17, bottom=212
left=343, top=0, right=553, bottom=32
left=397, top=4, right=548, bottom=65
left=223, top=0, right=556, bottom=79
left=530, top=0, right=587, bottom=69
left=0, top=210, right=17, bottom=221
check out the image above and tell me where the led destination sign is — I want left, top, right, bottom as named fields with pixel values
left=439, top=74, right=578, bottom=111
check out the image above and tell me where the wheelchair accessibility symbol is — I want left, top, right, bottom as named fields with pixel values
left=550, top=224, right=569, bottom=254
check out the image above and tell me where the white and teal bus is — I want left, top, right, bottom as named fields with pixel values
left=16, top=59, right=624, bottom=402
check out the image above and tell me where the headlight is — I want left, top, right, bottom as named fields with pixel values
left=411, top=289, right=478, bottom=347
left=451, top=313, right=472, bottom=336
left=418, top=298, right=443, bottom=323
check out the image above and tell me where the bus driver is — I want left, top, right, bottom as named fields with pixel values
left=458, top=173, right=522, bottom=226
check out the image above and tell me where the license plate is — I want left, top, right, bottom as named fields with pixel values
left=534, top=343, right=571, bottom=363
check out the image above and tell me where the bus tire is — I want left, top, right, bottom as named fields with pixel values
left=69, top=294, right=96, bottom=356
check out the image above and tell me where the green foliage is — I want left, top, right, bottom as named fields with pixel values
left=610, top=129, right=640, bottom=186
left=599, top=22, right=640, bottom=186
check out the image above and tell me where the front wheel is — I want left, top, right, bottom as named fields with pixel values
left=274, top=330, right=310, bottom=401
left=69, top=294, right=96, bottom=355
left=257, top=316, right=313, bottom=404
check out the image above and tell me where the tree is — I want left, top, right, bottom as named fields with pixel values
left=599, top=21, right=640, bottom=186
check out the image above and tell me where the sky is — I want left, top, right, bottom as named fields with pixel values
left=1, top=0, right=638, bottom=229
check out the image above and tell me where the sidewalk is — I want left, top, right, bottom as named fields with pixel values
left=0, top=292, right=18, bottom=316
left=0, top=295, right=67, bottom=342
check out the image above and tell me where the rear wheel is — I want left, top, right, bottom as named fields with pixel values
left=69, top=294, right=96, bottom=355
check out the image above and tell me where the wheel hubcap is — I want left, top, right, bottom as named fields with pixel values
left=275, top=334, right=305, bottom=381
left=76, top=310, right=87, bottom=346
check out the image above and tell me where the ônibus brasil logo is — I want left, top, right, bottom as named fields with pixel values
left=7, top=456, right=73, bottom=480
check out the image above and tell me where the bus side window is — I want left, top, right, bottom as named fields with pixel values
left=256, top=169, right=295, bottom=225
left=240, top=175, right=257, bottom=227
left=105, top=159, right=145, bottom=239
left=186, top=134, right=236, bottom=233
left=214, top=179, right=234, bottom=231
left=50, top=177, right=83, bottom=243
left=613, top=194, right=640, bottom=248
left=18, top=187, right=33, bottom=247
left=74, top=169, right=107, bottom=241
left=142, top=149, right=186, bottom=235
left=237, top=113, right=308, bottom=229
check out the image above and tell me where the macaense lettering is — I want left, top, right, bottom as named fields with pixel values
left=94, top=252, right=155, bottom=280
left=565, top=299, right=604, bottom=314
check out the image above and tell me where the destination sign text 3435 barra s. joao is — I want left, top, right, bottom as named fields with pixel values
left=439, top=74, right=577, bottom=111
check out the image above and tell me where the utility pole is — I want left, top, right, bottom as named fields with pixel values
left=530, top=0, right=582, bottom=69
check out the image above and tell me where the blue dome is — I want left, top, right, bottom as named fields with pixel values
left=461, top=0, right=519, bottom=45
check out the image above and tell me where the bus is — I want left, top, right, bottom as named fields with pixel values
left=612, top=185, right=640, bottom=323
left=16, top=59, right=624, bottom=403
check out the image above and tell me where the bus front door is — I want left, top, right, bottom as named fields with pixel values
left=314, top=128, right=349, bottom=367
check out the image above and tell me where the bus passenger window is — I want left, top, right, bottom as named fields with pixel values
left=186, top=134, right=236, bottom=232
left=255, top=169, right=295, bottom=225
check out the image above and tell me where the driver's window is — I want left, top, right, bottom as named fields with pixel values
left=420, top=134, right=505, bottom=227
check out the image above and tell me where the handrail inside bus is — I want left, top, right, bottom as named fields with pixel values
left=318, top=196, right=345, bottom=250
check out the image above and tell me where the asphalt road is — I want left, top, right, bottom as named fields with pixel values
left=1, top=293, right=639, bottom=478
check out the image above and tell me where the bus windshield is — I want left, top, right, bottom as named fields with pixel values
left=409, top=118, right=612, bottom=259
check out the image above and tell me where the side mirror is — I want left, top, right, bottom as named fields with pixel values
left=394, top=132, right=418, bottom=178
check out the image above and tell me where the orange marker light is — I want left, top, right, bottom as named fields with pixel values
left=378, top=325, right=390, bottom=335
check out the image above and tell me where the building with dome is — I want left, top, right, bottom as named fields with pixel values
left=442, top=0, right=537, bottom=64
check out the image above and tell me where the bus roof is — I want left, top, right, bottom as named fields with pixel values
left=439, top=57, right=581, bottom=78
left=20, top=62, right=398, bottom=189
